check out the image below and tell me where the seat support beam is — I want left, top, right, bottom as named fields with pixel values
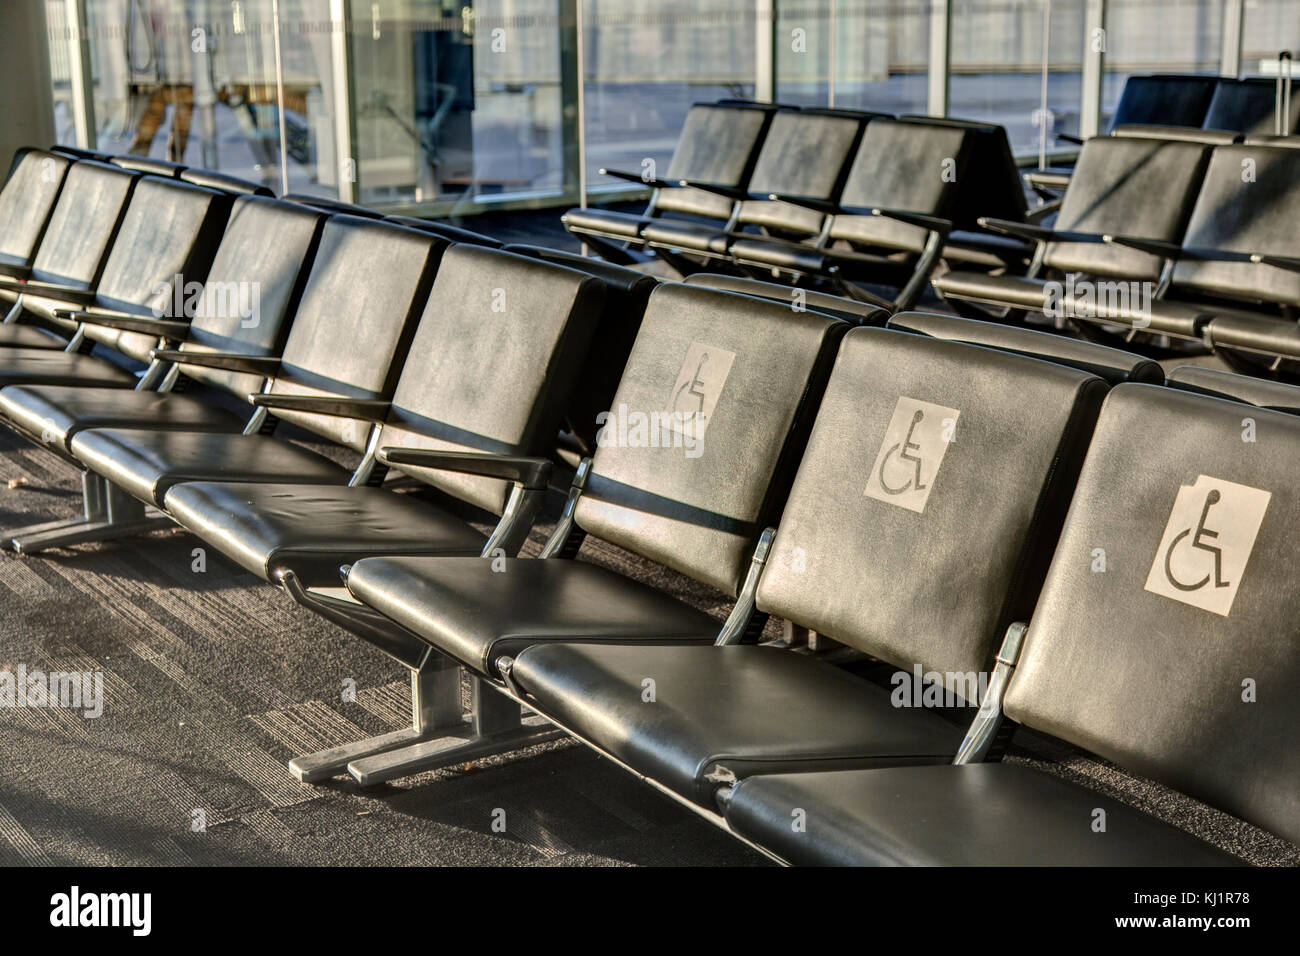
left=3, top=472, right=171, bottom=553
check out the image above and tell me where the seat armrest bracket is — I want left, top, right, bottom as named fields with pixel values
left=715, top=527, right=776, bottom=645
left=953, top=621, right=1028, bottom=764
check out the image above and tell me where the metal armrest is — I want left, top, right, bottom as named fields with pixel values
left=151, top=349, right=281, bottom=374
left=766, top=192, right=840, bottom=214
left=599, top=167, right=672, bottom=189
left=378, top=448, right=553, bottom=491
left=55, top=310, right=191, bottom=340
left=0, top=279, right=95, bottom=304
left=1055, top=132, right=1085, bottom=146
left=1023, top=197, right=1064, bottom=223
left=248, top=393, right=391, bottom=421
left=1250, top=253, right=1300, bottom=273
left=1101, top=234, right=1184, bottom=258
left=977, top=216, right=1106, bottom=245
left=675, top=178, right=749, bottom=201
left=860, top=206, right=953, bottom=236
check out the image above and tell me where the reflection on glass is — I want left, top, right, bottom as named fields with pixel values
left=1102, top=0, right=1222, bottom=123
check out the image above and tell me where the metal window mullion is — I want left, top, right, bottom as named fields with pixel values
left=928, top=0, right=951, bottom=118
left=330, top=0, right=357, bottom=203
left=1221, top=0, right=1244, bottom=79
left=1080, top=0, right=1106, bottom=139
left=755, top=0, right=776, bottom=103
left=64, top=0, right=96, bottom=149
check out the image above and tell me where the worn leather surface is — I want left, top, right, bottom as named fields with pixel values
left=178, top=196, right=326, bottom=397
left=267, top=217, right=442, bottom=451
left=375, top=245, right=605, bottom=513
left=639, top=220, right=731, bottom=254
left=512, top=643, right=962, bottom=807
left=0, top=149, right=71, bottom=267
left=725, top=763, right=1240, bottom=866
left=1166, top=364, right=1300, bottom=412
left=574, top=283, right=845, bottom=596
left=346, top=555, right=721, bottom=676
left=1173, top=145, right=1300, bottom=306
left=163, top=481, right=487, bottom=583
left=1005, top=384, right=1300, bottom=846
left=70, top=428, right=347, bottom=506
left=654, top=102, right=773, bottom=220
left=0, top=384, right=245, bottom=452
left=888, top=311, right=1164, bottom=383
left=1043, top=136, right=1210, bottom=279
left=0, top=349, right=137, bottom=389
left=756, top=327, right=1108, bottom=681
left=560, top=208, right=650, bottom=239
left=934, top=270, right=1060, bottom=310
left=84, top=176, right=232, bottom=362
left=1206, top=312, right=1300, bottom=360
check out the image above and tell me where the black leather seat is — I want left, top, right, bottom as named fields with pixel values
left=0, top=195, right=327, bottom=453
left=67, top=217, right=444, bottom=509
left=934, top=135, right=1212, bottom=322
left=562, top=101, right=775, bottom=261
left=731, top=383, right=1300, bottom=864
left=509, top=328, right=1108, bottom=809
left=683, top=273, right=886, bottom=325
left=0, top=176, right=232, bottom=387
left=109, top=155, right=186, bottom=178
left=385, top=216, right=503, bottom=248
left=1164, top=364, right=1300, bottom=412
left=163, top=245, right=606, bottom=583
left=179, top=168, right=274, bottom=196
left=346, top=282, right=849, bottom=676
left=725, top=764, right=1240, bottom=866
left=1204, top=77, right=1300, bottom=136
left=0, top=148, right=72, bottom=281
left=887, top=311, right=1164, bottom=383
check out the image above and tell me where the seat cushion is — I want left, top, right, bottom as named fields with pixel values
left=511, top=643, right=963, bottom=808
left=163, top=481, right=488, bottom=584
left=640, top=220, right=729, bottom=255
left=345, top=555, right=721, bottom=677
left=69, top=428, right=348, bottom=507
left=932, top=271, right=1053, bottom=310
left=0, top=349, right=138, bottom=388
left=0, top=385, right=246, bottom=453
left=1069, top=295, right=1209, bottom=339
left=561, top=208, right=650, bottom=241
left=728, top=237, right=829, bottom=274
left=0, top=324, right=67, bottom=349
left=725, top=763, right=1242, bottom=866
left=1206, top=312, right=1300, bottom=360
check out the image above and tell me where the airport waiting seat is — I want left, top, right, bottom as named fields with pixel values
left=640, top=108, right=873, bottom=272
left=1164, top=364, right=1300, bottom=412
left=49, top=145, right=112, bottom=162
left=729, top=118, right=975, bottom=310
left=387, top=215, right=503, bottom=247
left=0, top=195, right=327, bottom=456
left=163, top=243, right=606, bottom=587
left=562, top=101, right=776, bottom=263
left=1203, top=77, right=1300, bottom=137
left=109, top=155, right=187, bottom=178
left=933, top=135, right=1212, bottom=321
left=724, top=382, right=1298, bottom=864
left=1111, top=124, right=1241, bottom=145
left=179, top=168, right=274, bottom=196
left=0, top=148, right=72, bottom=282
left=502, top=244, right=658, bottom=461
left=682, top=273, right=886, bottom=325
left=319, top=284, right=849, bottom=785
left=283, top=193, right=383, bottom=219
left=504, top=327, right=1107, bottom=809
left=0, top=176, right=232, bottom=390
left=54, top=218, right=444, bottom=545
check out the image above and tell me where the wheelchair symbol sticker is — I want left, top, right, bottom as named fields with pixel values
left=1143, top=475, right=1270, bottom=617
left=863, top=396, right=960, bottom=513
left=667, top=342, right=735, bottom=442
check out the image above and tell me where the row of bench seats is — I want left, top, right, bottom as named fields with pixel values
left=935, top=133, right=1300, bottom=377
left=0, top=147, right=1295, bottom=865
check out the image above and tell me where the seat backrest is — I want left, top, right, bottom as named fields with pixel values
left=1005, top=383, right=1300, bottom=846
left=1110, top=74, right=1218, bottom=129
left=0, top=148, right=72, bottom=272
left=1165, top=365, right=1300, bottom=413
left=503, top=244, right=659, bottom=452
left=654, top=102, right=775, bottom=220
left=1043, top=135, right=1211, bottom=281
left=1243, top=134, right=1300, bottom=148
left=734, top=108, right=871, bottom=237
left=28, top=161, right=138, bottom=295
left=267, top=217, right=444, bottom=450
left=899, top=116, right=1028, bottom=229
left=575, top=283, right=847, bottom=596
left=888, top=311, right=1164, bottom=383
left=1112, top=124, right=1241, bottom=145
left=283, top=192, right=383, bottom=219
left=754, top=328, right=1107, bottom=694
left=684, top=273, right=886, bottom=325
left=386, top=215, right=503, bottom=247
left=1204, top=77, right=1300, bottom=136
left=830, top=119, right=973, bottom=253
left=376, top=246, right=607, bottom=512
left=84, top=176, right=234, bottom=362
left=110, top=155, right=187, bottom=178
left=50, top=144, right=111, bottom=162
left=1171, top=144, right=1300, bottom=306
left=176, top=196, right=329, bottom=398
left=180, top=168, right=274, bottom=196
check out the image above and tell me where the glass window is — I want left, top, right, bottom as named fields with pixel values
left=1102, top=0, right=1222, bottom=126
